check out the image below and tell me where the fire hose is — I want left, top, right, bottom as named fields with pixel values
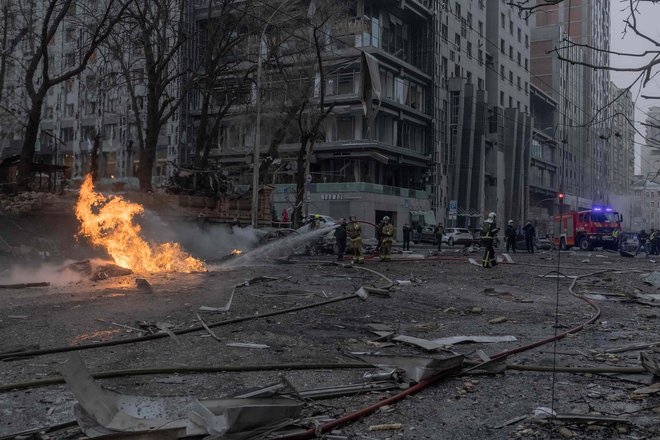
left=271, top=269, right=607, bottom=440
left=0, top=262, right=638, bottom=439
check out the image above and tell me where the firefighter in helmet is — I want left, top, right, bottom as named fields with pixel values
left=481, top=212, right=500, bottom=268
left=380, top=216, right=394, bottom=261
left=347, top=215, right=363, bottom=264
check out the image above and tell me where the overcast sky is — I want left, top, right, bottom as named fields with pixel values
left=609, top=0, right=660, bottom=174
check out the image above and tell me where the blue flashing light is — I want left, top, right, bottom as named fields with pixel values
left=592, top=205, right=615, bottom=213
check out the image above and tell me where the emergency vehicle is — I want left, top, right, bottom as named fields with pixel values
left=553, top=207, right=623, bottom=251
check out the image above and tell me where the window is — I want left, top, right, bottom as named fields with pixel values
left=509, top=45, right=513, bottom=59
left=455, top=33, right=460, bottom=48
left=478, top=78, right=484, bottom=90
left=500, top=65, right=504, bottom=78
left=509, top=20, right=513, bottom=35
left=509, top=96, right=513, bottom=108
left=500, top=38, right=505, bottom=54
left=517, top=52, right=521, bottom=65
left=467, top=41, right=472, bottom=59
left=524, top=58, right=528, bottom=70
left=478, top=21, right=483, bottom=36
left=467, top=12, right=472, bottom=28
left=478, top=49, right=483, bottom=65
left=500, top=91, right=504, bottom=106
left=455, top=2, right=461, bottom=17
left=517, top=76, right=521, bottom=89
left=65, top=52, right=76, bottom=67
left=65, top=104, right=75, bottom=117
left=441, top=24, right=448, bottom=41
left=336, top=117, right=354, bottom=140
left=517, top=28, right=521, bottom=42
left=509, top=71, right=513, bottom=84
left=501, top=13, right=505, bottom=28
left=525, top=34, right=529, bottom=48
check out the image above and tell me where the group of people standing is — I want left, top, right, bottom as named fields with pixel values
left=503, top=220, right=536, bottom=254
left=334, top=216, right=394, bottom=263
left=334, top=213, right=537, bottom=269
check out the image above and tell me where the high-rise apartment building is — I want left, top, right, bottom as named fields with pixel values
left=529, top=0, right=610, bottom=208
left=606, top=82, right=634, bottom=195
left=436, top=0, right=488, bottom=228
left=484, top=0, right=531, bottom=224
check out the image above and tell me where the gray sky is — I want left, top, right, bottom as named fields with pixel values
left=609, top=0, right=660, bottom=174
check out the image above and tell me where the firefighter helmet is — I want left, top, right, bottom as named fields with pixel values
left=383, top=216, right=390, bottom=222
left=488, top=212, right=496, bottom=219
left=508, top=219, right=514, bottom=225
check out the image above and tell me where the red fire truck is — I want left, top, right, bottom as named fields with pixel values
left=553, top=207, right=623, bottom=251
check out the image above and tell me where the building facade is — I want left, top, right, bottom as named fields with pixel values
left=641, top=106, right=660, bottom=181
left=529, top=0, right=609, bottom=205
left=606, top=82, right=634, bottom=196
left=484, top=0, right=531, bottom=225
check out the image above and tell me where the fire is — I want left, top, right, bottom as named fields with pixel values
left=75, top=175, right=206, bottom=273
left=231, top=249, right=242, bottom=255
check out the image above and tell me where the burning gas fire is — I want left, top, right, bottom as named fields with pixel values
left=75, top=174, right=206, bottom=273
left=231, top=249, right=242, bottom=255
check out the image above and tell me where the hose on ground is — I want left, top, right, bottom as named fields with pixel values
left=0, top=294, right=360, bottom=361
left=0, top=266, right=395, bottom=361
left=0, top=362, right=372, bottom=393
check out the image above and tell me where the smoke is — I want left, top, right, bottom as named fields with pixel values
left=608, top=194, right=633, bottom=230
left=136, top=212, right=262, bottom=261
left=0, top=260, right=85, bottom=286
left=220, top=224, right=339, bottom=269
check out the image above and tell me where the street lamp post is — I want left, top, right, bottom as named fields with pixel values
left=251, top=0, right=292, bottom=228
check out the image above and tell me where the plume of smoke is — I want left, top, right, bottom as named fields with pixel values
left=1, top=260, right=85, bottom=286
left=137, top=212, right=262, bottom=260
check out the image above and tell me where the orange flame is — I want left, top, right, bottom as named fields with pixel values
left=231, top=249, right=242, bottom=255
left=75, top=174, right=206, bottom=273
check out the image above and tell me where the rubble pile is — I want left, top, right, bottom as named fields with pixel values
left=0, top=192, right=56, bottom=215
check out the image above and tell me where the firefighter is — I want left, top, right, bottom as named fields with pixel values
left=380, top=216, right=394, bottom=261
left=333, top=218, right=347, bottom=261
left=481, top=212, right=500, bottom=268
left=505, top=220, right=516, bottom=253
left=651, top=228, right=658, bottom=255
left=612, top=229, right=620, bottom=251
left=347, top=215, right=363, bottom=264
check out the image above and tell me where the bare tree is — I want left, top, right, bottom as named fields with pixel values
left=15, top=0, right=128, bottom=189
left=261, top=0, right=349, bottom=227
left=192, top=0, right=255, bottom=168
left=510, top=0, right=660, bottom=99
left=114, top=0, right=188, bottom=191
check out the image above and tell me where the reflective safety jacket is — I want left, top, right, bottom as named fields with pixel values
left=347, top=222, right=362, bottom=240
left=481, top=221, right=500, bottom=240
left=382, top=223, right=394, bottom=242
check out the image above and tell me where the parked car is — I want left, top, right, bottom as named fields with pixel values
left=411, top=226, right=449, bottom=245
left=446, top=228, right=474, bottom=247
left=412, top=225, right=437, bottom=244
left=515, top=236, right=554, bottom=251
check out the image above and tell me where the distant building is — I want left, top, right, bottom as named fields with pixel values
left=528, top=84, right=558, bottom=234
left=606, top=82, right=634, bottom=195
left=641, top=106, right=660, bottom=181
left=530, top=0, right=610, bottom=206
